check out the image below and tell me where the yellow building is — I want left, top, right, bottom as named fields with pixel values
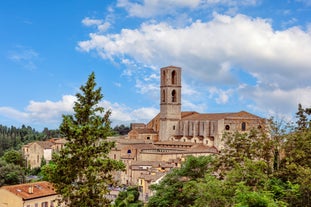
left=0, top=181, right=61, bottom=207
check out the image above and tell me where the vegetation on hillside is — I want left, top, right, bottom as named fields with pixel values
left=0, top=125, right=60, bottom=156
left=147, top=104, right=311, bottom=207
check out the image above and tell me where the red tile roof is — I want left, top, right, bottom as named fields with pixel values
left=1, top=181, right=57, bottom=200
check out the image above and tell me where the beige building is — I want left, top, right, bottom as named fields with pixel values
left=0, top=181, right=60, bottom=207
left=22, top=138, right=66, bottom=169
left=109, top=66, right=266, bottom=201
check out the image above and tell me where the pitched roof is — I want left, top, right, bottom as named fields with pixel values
left=1, top=181, right=56, bottom=200
left=131, top=128, right=157, bottom=134
left=36, top=141, right=54, bottom=149
left=181, top=111, right=262, bottom=121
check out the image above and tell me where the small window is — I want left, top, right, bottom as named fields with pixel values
left=225, top=125, right=230, bottom=130
left=171, top=90, right=176, bottom=102
left=41, top=202, right=48, bottom=207
left=146, top=137, right=150, bottom=140
left=127, top=149, right=132, bottom=154
left=162, top=90, right=166, bottom=102
left=173, top=125, right=176, bottom=130
left=172, top=70, right=176, bottom=84
left=241, top=122, right=246, bottom=131
left=258, top=125, right=262, bottom=129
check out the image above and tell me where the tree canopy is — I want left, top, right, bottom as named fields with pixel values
left=46, top=72, right=125, bottom=207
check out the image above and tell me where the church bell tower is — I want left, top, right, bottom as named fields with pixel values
left=159, top=66, right=182, bottom=141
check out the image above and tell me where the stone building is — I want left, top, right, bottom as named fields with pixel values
left=109, top=66, right=266, bottom=200
left=22, top=138, right=66, bottom=169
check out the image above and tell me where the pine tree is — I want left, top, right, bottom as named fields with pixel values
left=48, top=72, right=125, bottom=207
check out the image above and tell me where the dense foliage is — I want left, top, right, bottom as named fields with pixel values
left=114, top=186, right=143, bottom=207
left=148, top=104, right=311, bottom=207
left=0, top=124, right=60, bottom=156
left=113, top=124, right=131, bottom=135
left=0, top=150, right=25, bottom=186
left=46, top=72, right=125, bottom=207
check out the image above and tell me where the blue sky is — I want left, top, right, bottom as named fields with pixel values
left=1, top=0, right=311, bottom=131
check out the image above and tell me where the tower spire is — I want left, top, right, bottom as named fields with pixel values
left=159, top=66, right=182, bottom=141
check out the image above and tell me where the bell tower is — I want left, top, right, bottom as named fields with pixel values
left=159, top=66, right=182, bottom=141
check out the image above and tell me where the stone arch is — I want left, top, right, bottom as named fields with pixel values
left=171, top=90, right=176, bottom=102
left=171, top=70, right=176, bottom=85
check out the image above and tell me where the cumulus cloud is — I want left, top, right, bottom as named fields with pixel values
left=0, top=95, right=158, bottom=130
left=117, top=0, right=259, bottom=18
left=82, top=17, right=110, bottom=32
left=78, top=12, right=311, bottom=118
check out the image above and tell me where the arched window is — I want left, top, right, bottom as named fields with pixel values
left=127, top=149, right=132, bottom=154
left=171, top=70, right=176, bottom=84
left=241, top=122, right=246, bottom=131
left=171, top=90, right=176, bottom=102
left=162, top=90, right=166, bottom=102
left=162, top=71, right=166, bottom=84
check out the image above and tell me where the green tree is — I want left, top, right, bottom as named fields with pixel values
left=0, top=160, right=25, bottom=186
left=148, top=156, right=214, bottom=207
left=217, top=128, right=274, bottom=177
left=114, top=186, right=143, bottom=207
left=2, top=150, right=24, bottom=167
left=47, top=72, right=125, bottom=207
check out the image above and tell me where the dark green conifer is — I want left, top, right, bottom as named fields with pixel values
left=48, top=72, right=124, bottom=207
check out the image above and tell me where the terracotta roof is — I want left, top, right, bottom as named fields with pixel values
left=131, top=128, right=157, bottom=134
left=1, top=181, right=56, bottom=200
left=36, top=141, right=54, bottom=149
left=139, top=172, right=166, bottom=182
left=189, top=144, right=219, bottom=153
left=49, top=138, right=67, bottom=144
left=181, top=111, right=262, bottom=121
left=154, top=141, right=194, bottom=146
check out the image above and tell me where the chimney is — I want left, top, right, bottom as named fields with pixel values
left=28, top=186, right=33, bottom=194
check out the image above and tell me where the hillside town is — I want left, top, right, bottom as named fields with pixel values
left=0, top=66, right=268, bottom=206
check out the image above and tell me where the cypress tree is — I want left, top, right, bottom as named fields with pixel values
left=49, top=72, right=125, bottom=207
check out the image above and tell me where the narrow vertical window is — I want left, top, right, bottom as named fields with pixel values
left=162, top=71, right=166, bottom=84
left=162, top=90, right=165, bottom=102
left=241, top=122, right=246, bottom=131
left=172, top=70, right=176, bottom=84
left=171, top=90, right=176, bottom=102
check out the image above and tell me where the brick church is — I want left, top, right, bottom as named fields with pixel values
left=109, top=65, right=265, bottom=201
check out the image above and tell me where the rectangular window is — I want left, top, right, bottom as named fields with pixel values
left=41, top=202, right=48, bottom=207
left=35, top=204, right=38, bottom=207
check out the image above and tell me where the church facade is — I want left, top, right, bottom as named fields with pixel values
left=109, top=66, right=266, bottom=201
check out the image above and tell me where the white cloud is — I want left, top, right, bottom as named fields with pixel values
left=0, top=95, right=158, bottom=129
left=82, top=17, right=110, bottom=32
left=117, top=0, right=259, bottom=18
left=78, top=12, right=311, bottom=118
left=117, top=0, right=200, bottom=18
left=208, top=87, right=233, bottom=104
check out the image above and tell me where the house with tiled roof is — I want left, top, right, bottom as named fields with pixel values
left=22, top=138, right=66, bottom=169
left=0, top=181, right=61, bottom=207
